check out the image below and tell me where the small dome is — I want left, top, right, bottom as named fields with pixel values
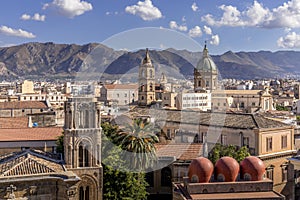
left=215, top=156, right=239, bottom=182
left=196, top=45, right=217, bottom=72
left=240, top=156, right=265, bottom=181
left=188, top=157, right=214, bottom=183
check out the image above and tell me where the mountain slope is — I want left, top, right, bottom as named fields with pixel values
left=0, top=42, right=299, bottom=80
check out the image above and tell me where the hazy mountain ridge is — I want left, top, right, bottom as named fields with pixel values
left=0, top=42, right=299, bottom=80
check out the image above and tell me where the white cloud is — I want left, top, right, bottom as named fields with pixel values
left=203, top=25, right=212, bottom=35
left=125, top=0, right=162, bottom=21
left=169, top=21, right=187, bottom=32
left=43, top=0, right=93, bottom=18
left=189, top=26, right=202, bottom=37
left=191, top=2, right=198, bottom=12
left=277, top=32, right=300, bottom=48
left=32, top=13, right=46, bottom=21
left=210, top=34, right=220, bottom=45
left=201, top=0, right=300, bottom=28
left=182, top=16, right=186, bottom=22
left=21, top=13, right=46, bottom=21
left=21, top=14, right=31, bottom=20
left=0, top=26, right=36, bottom=38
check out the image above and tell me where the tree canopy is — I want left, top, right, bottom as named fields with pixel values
left=114, top=118, right=159, bottom=171
left=101, top=122, right=150, bottom=200
left=208, top=143, right=250, bottom=164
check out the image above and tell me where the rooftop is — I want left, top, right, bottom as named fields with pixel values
left=0, top=117, right=28, bottom=129
left=130, top=108, right=289, bottom=129
left=0, top=149, right=64, bottom=176
left=104, top=84, right=138, bottom=90
left=0, top=101, right=48, bottom=109
left=155, top=143, right=203, bottom=161
left=0, top=127, right=63, bottom=142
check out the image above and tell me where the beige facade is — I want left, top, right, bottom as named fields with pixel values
left=212, top=87, right=275, bottom=112
left=162, top=92, right=177, bottom=108
left=21, top=80, right=34, bottom=94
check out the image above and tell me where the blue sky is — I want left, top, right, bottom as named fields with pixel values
left=0, top=0, right=300, bottom=54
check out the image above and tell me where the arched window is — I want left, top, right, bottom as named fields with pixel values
left=150, top=83, right=153, bottom=91
left=141, top=69, right=145, bottom=77
left=85, top=186, right=89, bottom=200
left=79, top=187, right=84, bottom=200
left=146, top=171, right=154, bottom=187
left=150, top=69, right=153, bottom=78
left=78, top=142, right=90, bottom=167
left=79, top=145, right=83, bottom=167
left=84, top=147, right=89, bottom=167
left=140, top=85, right=145, bottom=92
left=79, top=186, right=90, bottom=200
left=84, top=110, right=89, bottom=128
left=161, top=167, right=172, bottom=187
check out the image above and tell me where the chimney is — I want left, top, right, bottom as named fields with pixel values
left=28, top=116, right=32, bottom=128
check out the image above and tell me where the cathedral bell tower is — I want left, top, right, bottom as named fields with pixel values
left=194, top=43, right=218, bottom=92
left=138, top=48, right=155, bottom=106
left=64, top=96, right=102, bottom=200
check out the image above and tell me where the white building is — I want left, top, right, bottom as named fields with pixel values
left=99, top=84, right=138, bottom=107
left=176, top=92, right=211, bottom=111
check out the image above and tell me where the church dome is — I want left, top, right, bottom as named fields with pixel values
left=188, top=157, right=214, bottom=183
left=214, top=156, right=239, bottom=182
left=196, top=44, right=217, bottom=72
left=240, top=156, right=265, bottom=181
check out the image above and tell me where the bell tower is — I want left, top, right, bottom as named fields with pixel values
left=64, top=96, right=102, bottom=200
left=138, top=48, right=155, bottom=106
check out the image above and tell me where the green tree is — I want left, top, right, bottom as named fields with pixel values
left=114, top=118, right=159, bottom=171
left=208, top=143, right=250, bottom=164
left=276, top=104, right=288, bottom=111
left=101, top=122, right=149, bottom=200
left=56, top=132, right=64, bottom=157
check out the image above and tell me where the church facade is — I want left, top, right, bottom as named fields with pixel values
left=0, top=96, right=103, bottom=200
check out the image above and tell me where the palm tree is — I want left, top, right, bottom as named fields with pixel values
left=114, top=118, right=159, bottom=171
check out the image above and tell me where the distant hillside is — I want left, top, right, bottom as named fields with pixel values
left=0, top=42, right=299, bottom=80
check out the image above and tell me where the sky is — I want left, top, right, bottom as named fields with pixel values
left=1, top=0, right=300, bottom=54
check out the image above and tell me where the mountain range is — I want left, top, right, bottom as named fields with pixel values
left=0, top=42, right=299, bottom=80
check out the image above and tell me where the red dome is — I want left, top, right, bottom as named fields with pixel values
left=188, top=157, right=214, bottom=183
left=240, top=156, right=266, bottom=181
left=214, top=156, right=239, bottom=182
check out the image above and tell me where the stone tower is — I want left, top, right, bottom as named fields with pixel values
left=64, top=96, right=102, bottom=200
left=138, top=48, right=155, bottom=106
left=194, top=43, right=218, bottom=92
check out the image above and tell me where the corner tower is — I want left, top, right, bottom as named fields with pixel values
left=194, top=43, right=218, bottom=92
left=138, top=48, right=155, bottom=106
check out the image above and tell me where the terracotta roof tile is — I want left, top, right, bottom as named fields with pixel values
left=155, top=143, right=203, bottom=160
left=104, top=84, right=138, bottom=90
left=0, top=117, right=28, bottom=128
left=0, top=127, right=63, bottom=142
left=0, top=101, right=48, bottom=109
left=0, top=150, right=65, bottom=176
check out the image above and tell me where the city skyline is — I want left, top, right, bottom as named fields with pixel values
left=1, top=0, right=300, bottom=54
